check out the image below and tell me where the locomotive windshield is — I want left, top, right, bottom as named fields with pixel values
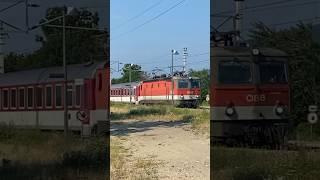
left=178, top=79, right=189, bottom=88
left=190, top=79, right=200, bottom=88
left=218, top=61, right=252, bottom=84
left=260, top=62, right=287, bottom=83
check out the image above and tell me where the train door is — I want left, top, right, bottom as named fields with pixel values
left=75, top=79, right=90, bottom=129
left=133, top=86, right=138, bottom=102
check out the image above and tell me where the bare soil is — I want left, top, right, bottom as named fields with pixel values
left=111, top=119, right=210, bottom=180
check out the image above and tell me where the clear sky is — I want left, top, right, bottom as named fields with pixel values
left=110, top=0, right=210, bottom=78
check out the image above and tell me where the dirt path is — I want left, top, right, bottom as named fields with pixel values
left=111, top=119, right=210, bottom=180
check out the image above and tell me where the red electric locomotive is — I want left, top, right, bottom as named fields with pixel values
left=210, top=47, right=290, bottom=145
left=110, top=74, right=201, bottom=108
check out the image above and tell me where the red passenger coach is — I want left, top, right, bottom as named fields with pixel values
left=0, top=62, right=109, bottom=136
left=111, top=75, right=201, bottom=108
left=211, top=47, right=291, bottom=146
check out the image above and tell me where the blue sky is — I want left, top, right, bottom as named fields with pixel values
left=110, top=0, right=210, bottom=78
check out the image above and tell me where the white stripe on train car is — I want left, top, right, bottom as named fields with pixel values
left=137, top=95, right=199, bottom=101
left=0, top=109, right=108, bottom=131
left=110, top=96, right=134, bottom=103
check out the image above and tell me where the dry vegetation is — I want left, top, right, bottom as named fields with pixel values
left=0, top=125, right=108, bottom=179
left=213, top=146, right=320, bottom=180
left=110, top=103, right=209, bottom=179
left=110, top=102, right=209, bottom=135
left=110, top=137, right=160, bottom=180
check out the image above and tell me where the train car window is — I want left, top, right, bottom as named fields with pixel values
left=19, top=88, right=25, bottom=109
left=218, top=61, right=252, bottom=84
left=75, top=85, right=81, bottom=107
left=10, top=89, right=17, bottom=109
left=27, top=87, right=34, bottom=108
left=2, top=89, right=8, bottom=109
left=46, top=86, right=52, bottom=108
left=178, top=80, right=189, bottom=89
left=190, top=79, right=200, bottom=88
left=55, top=85, right=62, bottom=107
left=260, top=62, right=287, bottom=84
left=36, top=87, right=43, bottom=108
left=67, top=85, right=73, bottom=107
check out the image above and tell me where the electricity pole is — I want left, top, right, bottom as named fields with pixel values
left=62, top=9, right=68, bottom=137
left=0, top=22, right=5, bottom=74
left=234, top=0, right=244, bottom=42
left=129, top=64, right=132, bottom=103
left=171, top=49, right=179, bottom=105
left=182, top=47, right=188, bottom=73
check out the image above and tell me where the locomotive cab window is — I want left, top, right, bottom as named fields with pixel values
left=218, top=61, right=252, bottom=84
left=178, top=79, right=189, bottom=89
left=190, top=79, right=200, bottom=88
left=259, top=61, right=287, bottom=84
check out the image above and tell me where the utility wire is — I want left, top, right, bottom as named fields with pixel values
left=243, top=0, right=320, bottom=14
left=112, top=0, right=187, bottom=40
left=0, top=0, right=23, bottom=14
left=212, top=0, right=305, bottom=16
left=112, top=0, right=165, bottom=30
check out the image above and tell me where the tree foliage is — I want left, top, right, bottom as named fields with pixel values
left=249, top=22, right=320, bottom=125
left=189, top=69, right=209, bottom=102
left=111, top=64, right=147, bottom=84
left=4, top=7, right=108, bottom=72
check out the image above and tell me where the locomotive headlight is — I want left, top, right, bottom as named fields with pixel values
left=275, top=106, right=284, bottom=115
left=195, top=95, right=199, bottom=98
left=252, top=48, right=260, bottom=55
left=180, top=95, right=184, bottom=99
left=225, top=107, right=235, bottom=116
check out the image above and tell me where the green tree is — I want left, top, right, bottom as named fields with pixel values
left=189, top=69, right=210, bottom=102
left=111, top=64, right=147, bottom=84
left=4, top=6, right=108, bottom=72
left=249, top=22, right=320, bottom=125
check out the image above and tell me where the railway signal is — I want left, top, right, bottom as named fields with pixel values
left=308, top=105, right=318, bottom=141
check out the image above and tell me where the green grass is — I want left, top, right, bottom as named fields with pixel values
left=0, top=125, right=108, bottom=179
left=213, top=146, right=320, bottom=180
left=111, top=103, right=209, bottom=134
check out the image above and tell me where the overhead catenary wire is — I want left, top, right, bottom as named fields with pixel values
left=111, top=0, right=165, bottom=31
left=211, top=0, right=305, bottom=16
left=111, top=0, right=187, bottom=40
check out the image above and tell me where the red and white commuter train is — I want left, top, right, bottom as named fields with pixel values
left=210, top=47, right=290, bottom=145
left=110, top=75, right=201, bottom=108
left=0, top=62, right=109, bottom=136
